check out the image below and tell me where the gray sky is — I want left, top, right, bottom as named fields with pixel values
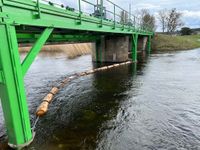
left=51, top=0, right=200, bottom=30
left=116, top=0, right=200, bottom=30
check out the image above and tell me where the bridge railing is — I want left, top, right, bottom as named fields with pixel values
left=35, top=0, right=153, bottom=32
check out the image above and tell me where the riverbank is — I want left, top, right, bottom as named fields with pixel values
left=19, top=43, right=92, bottom=59
left=152, top=34, right=200, bottom=51
left=19, top=34, right=200, bottom=57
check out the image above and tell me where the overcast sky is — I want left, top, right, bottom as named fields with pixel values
left=51, top=0, right=200, bottom=31
left=117, top=0, right=200, bottom=30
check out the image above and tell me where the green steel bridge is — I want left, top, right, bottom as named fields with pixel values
left=0, top=0, right=154, bottom=148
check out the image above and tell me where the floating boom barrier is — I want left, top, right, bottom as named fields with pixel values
left=36, top=61, right=133, bottom=117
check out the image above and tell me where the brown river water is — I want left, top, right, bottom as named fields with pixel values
left=1, top=49, right=200, bottom=150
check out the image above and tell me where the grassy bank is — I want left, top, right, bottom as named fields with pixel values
left=19, top=43, right=93, bottom=59
left=152, top=34, right=200, bottom=51
left=19, top=34, right=200, bottom=56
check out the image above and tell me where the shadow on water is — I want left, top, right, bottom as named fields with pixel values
left=0, top=51, right=149, bottom=150
left=27, top=63, right=139, bottom=150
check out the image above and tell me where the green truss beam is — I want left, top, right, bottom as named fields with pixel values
left=0, top=24, right=33, bottom=148
left=17, top=33, right=99, bottom=43
left=1, top=0, right=153, bottom=36
left=21, top=28, right=53, bottom=76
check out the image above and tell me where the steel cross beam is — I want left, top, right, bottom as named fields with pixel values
left=21, top=27, right=53, bottom=76
left=17, top=33, right=99, bottom=43
left=1, top=0, right=153, bottom=36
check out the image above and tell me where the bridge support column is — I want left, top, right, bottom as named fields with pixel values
left=147, top=35, right=152, bottom=54
left=132, top=34, right=138, bottom=62
left=93, top=35, right=129, bottom=63
left=137, top=35, right=152, bottom=58
left=0, top=24, right=33, bottom=149
left=94, top=37, right=103, bottom=63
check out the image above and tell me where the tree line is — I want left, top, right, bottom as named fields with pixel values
left=122, top=8, right=190, bottom=35
left=119, top=7, right=195, bottom=35
left=158, top=8, right=183, bottom=33
left=139, top=8, right=184, bottom=34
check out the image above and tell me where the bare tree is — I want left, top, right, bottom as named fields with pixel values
left=166, top=8, right=183, bottom=34
left=138, top=9, right=156, bottom=31
left=158, top=9, right=168, bottom=33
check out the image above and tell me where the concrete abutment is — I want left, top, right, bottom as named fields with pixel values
left=92, top=35, right=152, bottom=63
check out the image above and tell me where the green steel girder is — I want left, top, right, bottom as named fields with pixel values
left=0, top=24, right=33, bottom=148
left=95, top=38, right=103, bottom=63
left=147, top=35, right=152, bottom=54
left=0, top=12, right=8, bottom=18
left=0, top=70, right=4, bottom=83
left=132, top=34, right=138, bottom=62
left=17, top=33, right=99, bottom=43
left=1, top=0, right=153, bottom=36
left=21, top=27, right=53, bottom=76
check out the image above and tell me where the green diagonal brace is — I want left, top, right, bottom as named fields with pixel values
left=0, top=70, right=4, bottom=83
left=21, top=27, right=53, bottom=76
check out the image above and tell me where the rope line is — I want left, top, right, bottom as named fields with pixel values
left=31, top=116, right=40, bottom=132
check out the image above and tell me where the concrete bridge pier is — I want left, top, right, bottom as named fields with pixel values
left=92, top=34, right=152, bottom=63
left=138, top=35, right=152, bottom=54
left=92, top=35, right=131, bottom=63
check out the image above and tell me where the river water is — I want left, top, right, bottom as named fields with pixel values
left=1, top=49, right=200, bottom=150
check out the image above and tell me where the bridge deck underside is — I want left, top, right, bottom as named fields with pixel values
left=1, top=0, right=153, bottom=43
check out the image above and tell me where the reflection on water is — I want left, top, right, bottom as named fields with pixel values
left=1, top=49, right=200, bottom=150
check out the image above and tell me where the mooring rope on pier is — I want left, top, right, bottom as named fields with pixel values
left=32, top=61, right=133, bottom=130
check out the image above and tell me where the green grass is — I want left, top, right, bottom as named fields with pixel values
left=152, top=34, right=200, bottom=51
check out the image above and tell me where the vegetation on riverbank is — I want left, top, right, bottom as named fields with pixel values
left=19, top=43, right=92, bottom=59
left=152, top=34, right=200, bottom=51
left=19, top=34, right=200, bottom=57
